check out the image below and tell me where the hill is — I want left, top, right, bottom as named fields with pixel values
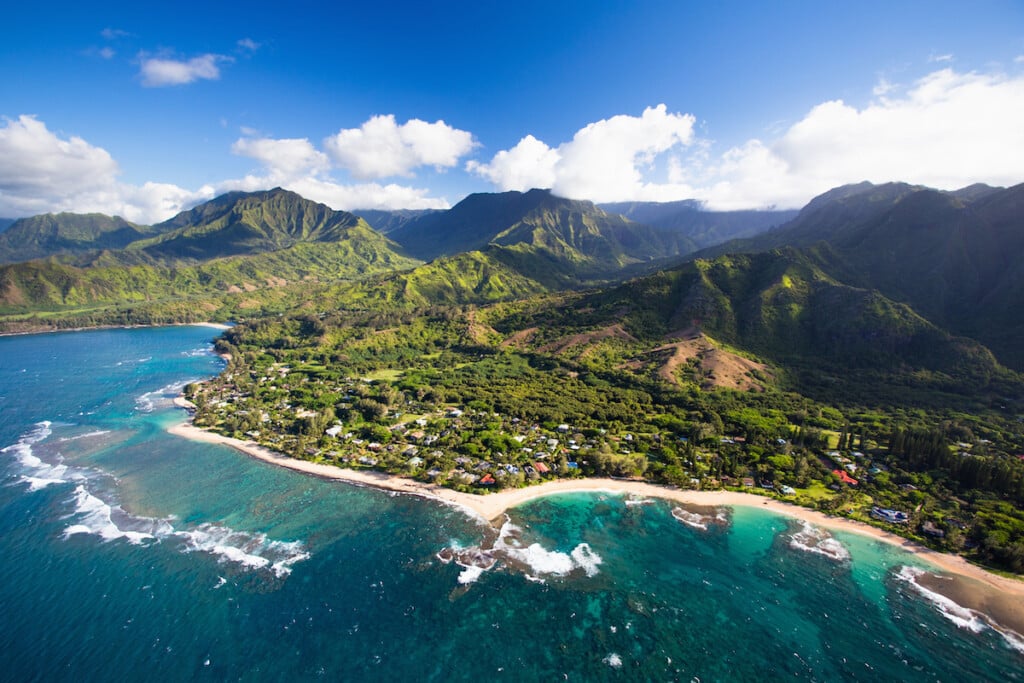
left=130, top=188, right=385, bottom=262
left=599, top=200, right=797, bottom=250
left=0, top=213, right=153, bottom=264
left=0, top=189, right=419, bottom=318
left=696, top=182, right=1024, bottom=369
left=386, top=189, right=693, bottom=267
left=357, top=209, right=442, bottom=235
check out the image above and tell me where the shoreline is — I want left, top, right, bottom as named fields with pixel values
left=0, top=321, right=231, bottom=338
left=165, top=419, right=1024, bottom=597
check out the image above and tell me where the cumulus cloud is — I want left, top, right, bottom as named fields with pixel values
left=228, top=131, right=450, bottom=210
left=468, top=104, right=696, bottom=202
left=324, top=115, right=476, bottom=179
left=139, top=53, right=230, bottom=87
left=471, top=69, right=1024, bottom=210
left=0, top=115, right=210, bottom=223
left=699, top=68, right=1024, bottom=208
left=231, top=137, right=330, bottom=182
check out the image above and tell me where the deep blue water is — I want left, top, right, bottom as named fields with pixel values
left=0, top=326, right=1021, bottom=681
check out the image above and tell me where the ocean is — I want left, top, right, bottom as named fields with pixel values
left=0, top=326, right=1020, bottom=681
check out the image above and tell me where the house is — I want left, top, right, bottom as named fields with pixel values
left=480, top=473, right=496, bottom=486
left=832, top=469, right=858, bottom=486
left=534, top=461, right=551, bottom=474
left=557, top=424, right=570, bottom=433
left=325, top=424, right=343, bottom=438
left=921, top=521, right=946, bottom=538
left=779, top=485, right=796, bottom=495
left=871, top=506, right=909, bottom=524
left=741, top=477, right=755, bottom=487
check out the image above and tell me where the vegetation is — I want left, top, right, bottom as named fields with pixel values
left=4, top=181, right=1023, bottom=573
left=187, top=299, right=1024, bottom=574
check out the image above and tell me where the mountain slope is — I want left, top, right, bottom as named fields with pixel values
left=131, top=188, right=383, bottom=261
left=0, top=189, right=420, bottom=315
left=693, top=182, right=1024, bottom=369
left=0, top=213, right=152, bottom=264
left=479, top=248, right=1018, bottom=406
left=387, top=188, right=694, bottom=268
left=357, top=209, right=442, bottom=235
left=599, top=200, right=797, bottom=250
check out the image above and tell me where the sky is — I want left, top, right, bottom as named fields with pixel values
left=1, top=0, right=1023, bottom=223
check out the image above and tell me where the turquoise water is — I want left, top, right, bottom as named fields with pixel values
left=0, top=327, right=1021, bottom=681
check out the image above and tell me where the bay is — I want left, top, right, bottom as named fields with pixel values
left=0, top=326, right=1020, bottom=681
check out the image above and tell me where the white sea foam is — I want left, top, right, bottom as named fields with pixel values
left=603, top=653, right=623, bottom=669
left=457, top=565, right=485, bottom=585
left=672, top=507, right=708, bottom=530
left=895, top=565, right=1024, bottom=653
left=58, top=430, right=111, bottom=442
left=23, top=476, right=66, bottom=491
left=788, top=520, right=850, bottom=562
left=64, top=485, right=168, bottom=544
left=493, top=519, right=603, bottom=578
left=6, top=422, right=310, bottom=580
left=135, top=380, right=191, bottom=413
left=174, top=523, right=311, bottom=578
left=3, top=421, right=84, bottom=490
left=624, top=497, right=654, bottom=507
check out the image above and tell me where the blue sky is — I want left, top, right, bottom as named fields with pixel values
left=1, top=0, right=1023, bottom=222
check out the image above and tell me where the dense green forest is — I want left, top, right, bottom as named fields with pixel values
left=186, top=303, right=1024, bottom=573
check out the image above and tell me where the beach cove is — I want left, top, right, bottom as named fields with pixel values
left=3, top=326, right=1023, bottom=680
left=169, top=412, right=1024, bottom=643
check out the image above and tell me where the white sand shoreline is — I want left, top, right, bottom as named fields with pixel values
left=166, top=417, right=1024, bottom=601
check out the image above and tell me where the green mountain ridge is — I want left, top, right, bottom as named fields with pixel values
left=0, top=189, right=419, bottom=315
left=0, top=213, right=153, bottom=264
left=695, top=181, right=1024, bottom=369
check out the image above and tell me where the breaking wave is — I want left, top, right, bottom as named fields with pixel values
left=438, top=517, right=603, bottom=585
left=4, top=422, right=309, bottom=579
left=895, top=566, right=1024, bottom=655
left=135, top=380, right=192, bottom=413
left=787, top=520, right=851, bottom=562
left=671, top=505, right=729, bottom=531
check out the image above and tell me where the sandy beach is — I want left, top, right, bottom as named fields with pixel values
left=167, top=416, right=1024, bottom=639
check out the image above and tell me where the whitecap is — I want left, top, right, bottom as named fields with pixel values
left=457, top=565, right=485, bottom=585
left=174, top=523, right=310, bottom=578
left=603, top=653, right=623, bottom=669
left=787, top=520, right=851, bottom=562
left=64, top=484, right=169, bottom=545
left=672, top=507, right=708, bottom=531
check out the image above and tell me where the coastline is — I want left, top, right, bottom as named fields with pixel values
left=168, top=412, right=1024, bottom=646
left=166, top=418, right=1023, bottom=594
left=0, top=321, right=230, bottom=338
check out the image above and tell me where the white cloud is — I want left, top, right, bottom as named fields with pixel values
left=237, top=38, right=260, bottom=52
left=231, top=137, right=330, bottom=182
left=468, top=105, right=696, bottom=202
left=324, top=115, right=476, bottom=179
left=139, top=53, right=230, bottom=87
left=0, top=115, right=210, bottom=223
left=929, top=53, right=954, bottom=63
left=466, top=135, right=559, bottom=190
left=698, top=68, right=1024, bottom=209
left=101, top=28, right=130, bottom=40
left=471, top=69, right=1024, bottom=210
left=0, top=115, right=118, bottom=199
left=228, top=132, right=450, bottom=210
